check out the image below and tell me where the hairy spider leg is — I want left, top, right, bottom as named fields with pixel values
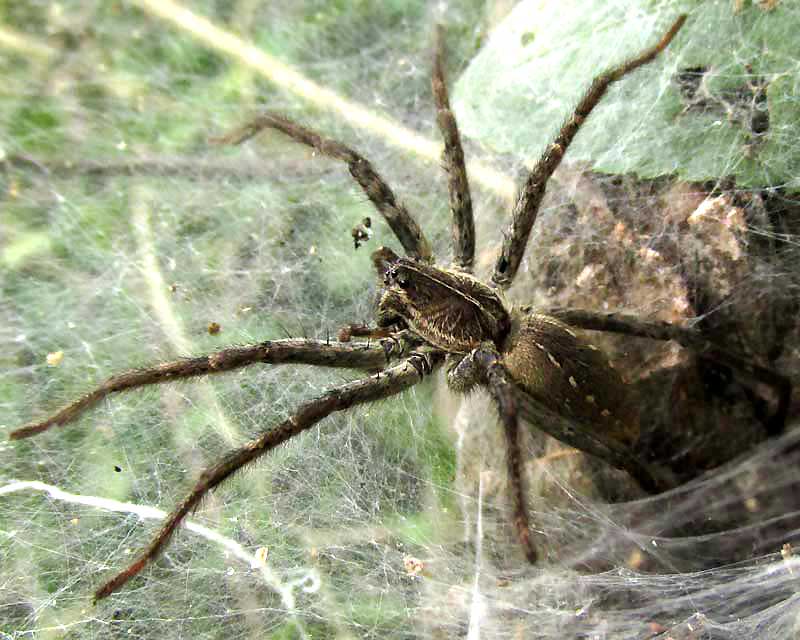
left=492, top=15, right=687, bottom=288
left=212, top=113, right=433, bottom=263
left=433, top=24, right=475, bottom=273
left=9, top=340, right=388, bottom=440
left=469, top=344, right=538, bottom=562
left=92, top=351, right=444, bottom=600
left=544, top=308, right=792, bottom=435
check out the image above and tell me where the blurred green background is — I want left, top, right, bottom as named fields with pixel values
left=1, top=1, right=484, bottom=637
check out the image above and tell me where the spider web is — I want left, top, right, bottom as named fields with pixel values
left=2, top=1, right=800, bottom=638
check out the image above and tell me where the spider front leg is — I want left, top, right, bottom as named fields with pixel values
left=492, top=15, right=687, bottom=288
left=433, top=24, right=475, bottom=272
left=213, top=113, right=432, bottom=262
left=92, top=350, right=444, bottom=600
left=9, top=340, right=389, bottom=440
left=338, top=324, right=426, bottom=366
left=337, top=323, right=395, bottom=342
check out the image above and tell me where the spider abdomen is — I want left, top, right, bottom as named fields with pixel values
left=503, top=313, right=640, bottom=449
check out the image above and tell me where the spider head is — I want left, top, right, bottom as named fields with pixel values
left=371, top=246, right=511, bottom=353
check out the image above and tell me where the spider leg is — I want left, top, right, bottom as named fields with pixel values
left=213, top=114, right=433, bottom=262
left=491, top=15, right=687, bottom=288
left=470, top=344, right=538, bottom=563
left=338, top=325, right=423, bottom=364
left=337, top=323, right=395, bottom=342
left=545, top=308, right=791, bottom=435
left=9, top=340, right=389, bottom=440
left=433, top=25, right=475, bottom=272
left=92, top=350, right=444, bottom=600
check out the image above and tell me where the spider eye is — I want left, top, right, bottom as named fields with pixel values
left=394, top=270, right=410, bottom=289
left=385, top=267, right=409, bottom=289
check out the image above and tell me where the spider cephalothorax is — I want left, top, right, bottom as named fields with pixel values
left=11, top=14, right=789, bottom=602
left=373, top=245, right=510, bottom=353
left=372, top=245, right=638, bottom=447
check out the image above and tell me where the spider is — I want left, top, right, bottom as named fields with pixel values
left=8, top=14, right=791, bottom=602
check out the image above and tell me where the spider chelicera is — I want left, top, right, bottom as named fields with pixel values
left=9, top=14, right=791, bottom=601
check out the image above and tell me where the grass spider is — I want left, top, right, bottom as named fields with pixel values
left=9, top=13, right=791, bottom=603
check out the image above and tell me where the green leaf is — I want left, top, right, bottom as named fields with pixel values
left=453, top=0, right=800, bottom=188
